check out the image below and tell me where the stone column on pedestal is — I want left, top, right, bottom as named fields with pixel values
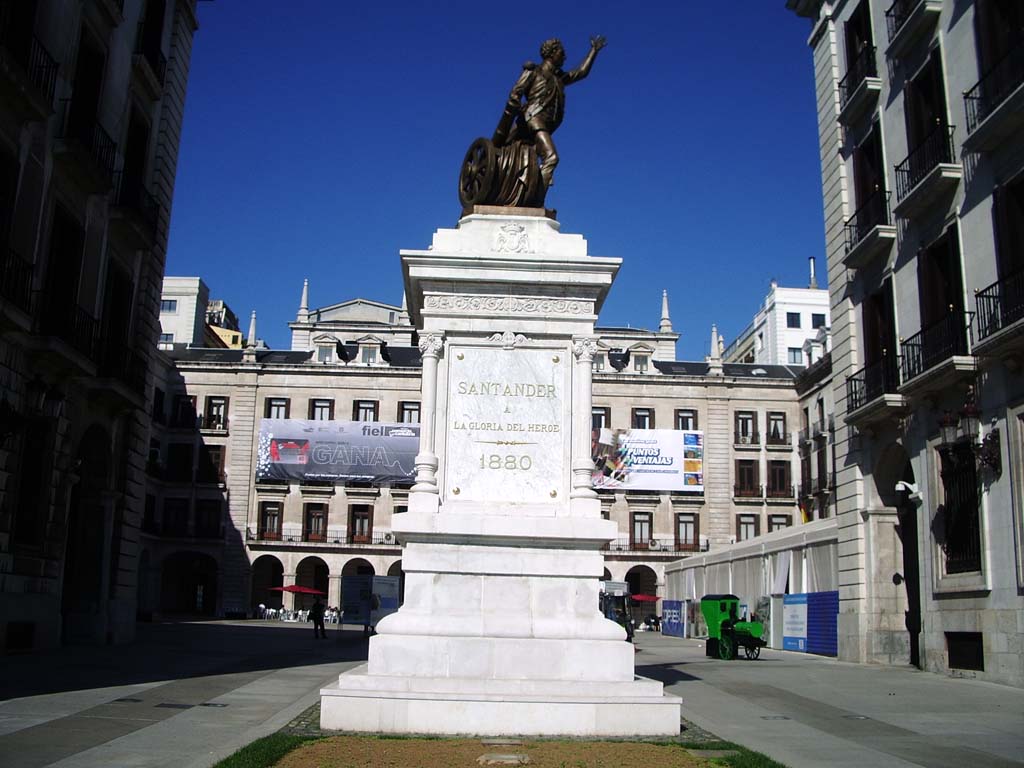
left=328, top=575, right=342, bottom=610
left=410, top=333, right=443, bottom=511
left=571, top=336, right=599, bottom=507
left=283, top=573, right=296, bottom=612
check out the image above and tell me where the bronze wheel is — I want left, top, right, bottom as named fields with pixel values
left=458, top=137, right=496, bottom=208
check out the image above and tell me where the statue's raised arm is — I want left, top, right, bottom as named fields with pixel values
left=458, top=36, right=606, bottom=213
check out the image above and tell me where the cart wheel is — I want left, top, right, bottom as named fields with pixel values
left=458, top=137, right=497, bottom=208
left=718, top=635, right=734, bottom=661
left=744, top=644, right=761, bottom=660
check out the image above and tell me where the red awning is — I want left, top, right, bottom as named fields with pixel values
left=269, top=585, right=325, bottom=595
left=631, top=594, right=660, bottom=602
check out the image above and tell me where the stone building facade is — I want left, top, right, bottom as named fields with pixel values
left=787, top=0, right=1024, bottom=685
left=141, top=282, right=805, bottom=620
left=0, top=0, right=201, bottom=650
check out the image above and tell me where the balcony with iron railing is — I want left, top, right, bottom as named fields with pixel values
left=846, top=353, right=905, bottom=425
left=606, top=537, right=708, bottom=554
left=0, top=245, right=34, bottom=318
left=963, top=37, right=1024, bottom=153
left=734, top=431, right=760, bottom=448
left=132, top=20, right=167, bottom=97
left=974, top=269, right=1024, bottom=358
left=765, top=431, right=792, bottom=449
left=844, top=187, right=896, bottom=269
left=885, top=0, right=942, bottom=59
left=800, top=479, right=813, bottom=498
left=766, top=484, right=795, bottom=500
left=96, top=339, right=147, bottom=396
left=110, top=171, right=160, bottom=247
left=838, top=44, right=881, bottom=124
left=900, top=311, right=975, bottom=396
left=734, top=484, right=763, bottom=500
left=198, top=414, right=228, bottom=432
left=34, top=290, right=98, bottom=363
left=55, top=99, right=117, bottom=190
left=0, top=2, right=59, bottom=118
left=893, top=122, right=961, bottom=218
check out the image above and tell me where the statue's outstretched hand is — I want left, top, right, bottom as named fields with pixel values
left=591, top=35, right=607, bottom=51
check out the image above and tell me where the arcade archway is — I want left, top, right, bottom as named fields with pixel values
left=160, top=551, right=218, bottom=615
left=251, top=554, right=284, bottom=613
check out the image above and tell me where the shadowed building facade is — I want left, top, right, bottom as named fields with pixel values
left=0, top=0, right=202, bottom=651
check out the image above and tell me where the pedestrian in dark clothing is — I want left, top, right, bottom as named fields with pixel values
left=310, top=598, right=326, bottom=639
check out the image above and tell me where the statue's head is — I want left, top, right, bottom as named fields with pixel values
left=540, top=38, right=566, bottom=67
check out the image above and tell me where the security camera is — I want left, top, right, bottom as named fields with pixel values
left=895, top=481, right=921, bottom=502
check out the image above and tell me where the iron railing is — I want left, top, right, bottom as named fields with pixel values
left=964, top=37, right=1024, bottom=134
left=885, top=0, right=922, bottom=42
left=839, top=44, right=878, bottom=111
left=976, top=270, right=1024, bottom=341
left=900, top=311, right=971, bottom=382
left=0, top=245, right=33, bottom=313
left=734, top=431, right=760, bottom=446
left=938, top=445, right=982, bottom=574
left=303, top=531, right=327, bottom=543
left=607, top=538, right=707, bottom=553
left=767, top=484, right=795, bottom=499
left=0, top=3, right=59, bottom=103
left=198, top=414, right=228, bottom=431
left=845, top=187, right=893, bottom=252
left=97, top=340, right=146, bottom=393
left=57, top=100, right=117, bottom=185
left=895, top=122, right=956, bottom=202
left=113, top=170, right=160, bottom=236
left=847, top=353, right=901, bottom=411
left=345, top=531, right=400, bottom=546
left=135, top=20, right=167, bottom=86
left=766, top=431, right=792, bottom=447
left=734, top=484, right=763, bottom=499
left=35, top=290, right=97, bottom=360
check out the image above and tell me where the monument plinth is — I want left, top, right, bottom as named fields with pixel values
left=319, top=210, right=682, bottom=736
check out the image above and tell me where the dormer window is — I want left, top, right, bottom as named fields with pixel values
left=361, top=346, right=378, bottom=364
left=592, top=353, right=605, bottom=372
left=634, top=354, right=649, bottom=373
left=316, top=344, right=334, bottom=363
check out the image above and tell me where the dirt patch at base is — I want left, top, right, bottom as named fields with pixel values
left=276, top=736, right=713, bottom=768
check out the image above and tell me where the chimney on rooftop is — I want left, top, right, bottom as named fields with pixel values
left=809, top=257, right=818, bottom=289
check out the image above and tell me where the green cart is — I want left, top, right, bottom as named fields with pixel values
left=700, top=593, right=767, bottom=660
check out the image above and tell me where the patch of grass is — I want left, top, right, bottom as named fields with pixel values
left=211, top=733, right=317, bottom=768
left=681, top=741, right=789, bottom=768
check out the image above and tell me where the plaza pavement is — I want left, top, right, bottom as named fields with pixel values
left=635, top=630, right=1024, bottom=768
left=0, top=620, right=1022, bottom=768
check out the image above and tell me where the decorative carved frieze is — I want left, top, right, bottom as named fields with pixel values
left=423, top=295, right=590, bottom=316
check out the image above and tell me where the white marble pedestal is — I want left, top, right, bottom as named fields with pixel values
left=320, top=211, right=682, bottom=736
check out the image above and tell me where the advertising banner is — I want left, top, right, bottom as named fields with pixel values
left=256, top=419, right=419, bottom=484
left=592, top=429, right=703, bottom=492
left=782, top=593, right=808, bottom=651
left=662, top=599, right=685, bottom=638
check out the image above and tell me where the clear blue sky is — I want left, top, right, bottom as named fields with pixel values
left=166, top=2, right=823, bottom=359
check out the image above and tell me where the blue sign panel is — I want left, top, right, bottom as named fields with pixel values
left=783, top=591, right=838, bottom=656
left=662, top=600, right=685, bottom=637
left=782, top=593, right=808, bottom=651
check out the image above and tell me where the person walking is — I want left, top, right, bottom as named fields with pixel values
left=310, top=598, right=327, bottom=639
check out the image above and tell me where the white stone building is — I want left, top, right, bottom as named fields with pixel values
left=0, top=0, right=202, bottom=651
left=787, top=0, right=1024, bottom=686
left=140, top=278, right=806, bottom=622
left=723, top=261, right=831, bottom=367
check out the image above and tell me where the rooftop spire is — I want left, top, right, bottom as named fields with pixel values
left=708, top=323, right=723, bottom=376
left=246, top=310, right=257, bottom=348
left=298, top=278, right=309, bottom=321
left=659, top=289, right=672, bottom=333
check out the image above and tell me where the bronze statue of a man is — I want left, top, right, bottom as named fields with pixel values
left=494, top=35, right=607, bottom=189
